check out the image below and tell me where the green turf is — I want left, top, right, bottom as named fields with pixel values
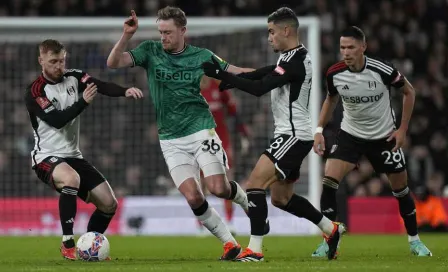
left=0, top=235, right=447, bottom=271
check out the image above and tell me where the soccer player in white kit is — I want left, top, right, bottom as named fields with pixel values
left=203, top=7, right=346, bottom=261
left=25, top=39, right=143, bottom=260
left=312, top=26, right=432, bottom=257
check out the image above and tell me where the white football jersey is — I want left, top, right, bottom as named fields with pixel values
left=271, top=45, right=313, bottom=140
left=25, top=70, right=90, bottom=166
left=326, top=56, right=405, bottom=140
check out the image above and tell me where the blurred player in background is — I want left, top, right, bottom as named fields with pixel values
left=25, top=39, right=143, bottom=260
left=107, top=7, right=261, bottom=260
left=313, top=26, right=432, bottom=257
left=199, top=77, right=250, bottom=234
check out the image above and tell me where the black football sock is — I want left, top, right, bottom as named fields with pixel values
left=321, top=176, right=339, bottom=221
left=278, top=194, right=323, bottom=224
left=247, top=188, right=268, bottom=236
left=60, top=186, right=78, bottom=247
left=393, top=187, right=418, bottom=237
left=87, top=209, right=115, bottom=234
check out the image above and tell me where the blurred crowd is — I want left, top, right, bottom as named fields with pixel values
left=0, top=0, right=447, bottom=200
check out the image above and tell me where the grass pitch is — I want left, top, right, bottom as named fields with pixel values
left=0, top=234, right=447, bottom=271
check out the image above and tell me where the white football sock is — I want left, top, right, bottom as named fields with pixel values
left=197, top=206, right=237, bottom=245
left=230, top=181, right=248, bottom=212
left=317, top=216, right=335, bottom=236
left=248, top=235, right=264, bottom=253
left=408, top=234, right=420, bottom=242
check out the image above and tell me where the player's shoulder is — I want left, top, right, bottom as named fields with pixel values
left=188, top=45, right=214, bottom=57
left=365, top=56, right=396, bottom=75
left=25, top=75, right=47, bottom=99
left=326, top=61, right=348, bottom=77
left=64, top=68, right=84, bottom=77
left=134, top=39, right=161, bottom=52
left=63, top=68, right=91, bottom=82
left=279, top=45, right=309, bottom=64
left=139, top=39, right=159, bottom=47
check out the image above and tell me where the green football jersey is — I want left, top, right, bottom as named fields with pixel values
left=129, top=40, right=229, bottom=140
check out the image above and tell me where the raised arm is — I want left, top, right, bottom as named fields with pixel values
left=107, top=10, right=139, bottom=69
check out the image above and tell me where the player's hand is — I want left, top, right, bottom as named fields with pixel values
left=124, top=10, right=138, bottom=35
left=218, top=81, right=234, bottom=92
left=387, top=128, right=406, bottom=152
left=83, top=83, right=98, bottom=104
left=202, top=56, right=223, bottom=79
left=125, top=87, right=144, bottom=99
left=313, top=132, right=325, bottom=156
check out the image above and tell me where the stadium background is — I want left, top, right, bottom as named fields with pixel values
left=0, top=0, right=447, bottom=235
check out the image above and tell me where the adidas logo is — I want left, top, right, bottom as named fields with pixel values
left=342, top=85, right=349, bottom=90
left=248, top=201, right=257, bottom=208
left=65, top=218, right=75, bottom=224
left=396, top=163, right=403, bottom=169
left=322, top=208, right=334, bottom=213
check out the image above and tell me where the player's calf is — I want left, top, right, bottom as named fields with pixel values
left=388, top=172, right=419, bottom=241
left=204, top=171, right=248, bottom=212
left=88, top=181, right=118, bottom=234
left=206, top=174, right=232, bottom=199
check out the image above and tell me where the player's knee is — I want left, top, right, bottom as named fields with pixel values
left=99, top=197, right=118, bottom=214
left=184, top=190, right=205, bottom=208
left=388, top=171, right=408, bottom=190
left=207, top=177, right=229, bottom=198
left=61, top=171, right=81, bottom=189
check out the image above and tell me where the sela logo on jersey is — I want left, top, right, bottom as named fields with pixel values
left=341, top=92, right=384, bottom=104
left=155, top=68, right=192, bottom=82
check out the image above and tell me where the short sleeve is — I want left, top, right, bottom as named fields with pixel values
left=326, top=74, right=338, bottom=96
left=386, top=68, right=405, bottom=88
left=378, top=60, right=405, bottom=88
left=204, top=50, right=229, bottom=71
left=128, top=40, right=152, bottom=68
left=367, top=58, right=405, bottom=88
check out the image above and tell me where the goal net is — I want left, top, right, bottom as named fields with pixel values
left=0, top=17, right=321, bottom=235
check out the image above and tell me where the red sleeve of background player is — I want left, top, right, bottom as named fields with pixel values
left=220, top=91, right=249, bottom=137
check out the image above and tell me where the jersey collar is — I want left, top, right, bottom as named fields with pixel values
left=281, top=44, right=304, bottom=54
left=165, top=43, right=187, bottom=55
left=348, top=56, right=367, bottom=73
left=41, top=73, right=63, bottom=84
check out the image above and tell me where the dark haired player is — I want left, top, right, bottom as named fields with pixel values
left=312, top=26, right=432, bottom=257
left=203, top=7, right=346, bottom=262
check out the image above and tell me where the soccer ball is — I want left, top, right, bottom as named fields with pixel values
left=76, top=232, right=110, bottom=261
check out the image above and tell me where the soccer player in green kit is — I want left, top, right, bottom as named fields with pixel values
left=107, top=7, right=254, bottom=260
